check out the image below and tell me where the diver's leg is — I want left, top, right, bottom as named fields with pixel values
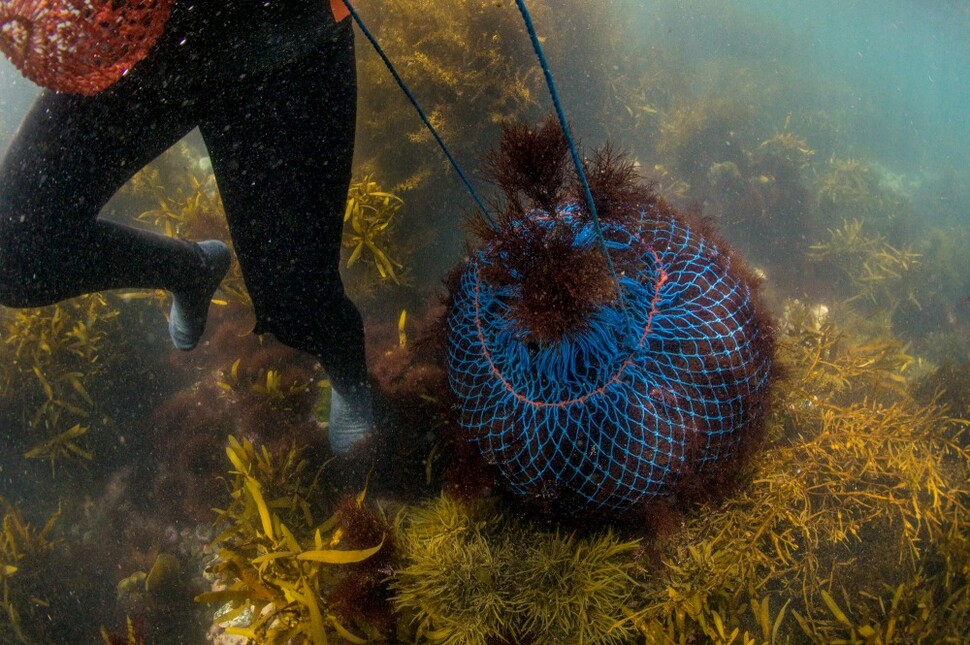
left=199, top=24, right=371, bottom=453
left=0, top=70, right=213, bottom=309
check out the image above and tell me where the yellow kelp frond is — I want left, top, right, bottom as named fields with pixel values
left=99, top=616, right=144, bottom=645
left=0, top=500, right=61, bottom=644
left=248, top=368, right=310, bottom=403
left=773, top=299, right=916, bottom=413
left=343, top=176, right=407, bottom=286
left=131, top=140, right=224, bottom=241
left=817, top=157, right=873, bottom=207
left=24, top=423, right=93, bottom=476
left=135, top=171, right=220, bottom=239
left=759, top=113, right=815, bottom=169
left=809, top=219, right=921, bottom=308
left=0, top=294, right=119, bottom=464
left=199, top=437, right=391, bottom=644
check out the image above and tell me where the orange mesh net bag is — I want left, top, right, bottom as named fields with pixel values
left=0, top=0, right=174, bottom=95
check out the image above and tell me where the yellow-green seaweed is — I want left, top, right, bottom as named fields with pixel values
left=0, top=500, right=61, bottom=644
left=391, top=495, right=641, bottom=645
left=198, top=436, right=387, bottom=644
left=624, top=298, right=969, bottom=644
left=0, top=294, right=119, bottom=470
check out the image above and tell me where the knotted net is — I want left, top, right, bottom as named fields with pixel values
left=0, top=0, right=173, bottom=94
left=447, top=203, right=774, bottom=511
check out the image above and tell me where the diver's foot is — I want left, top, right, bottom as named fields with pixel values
left=328, top=385, right=374, bottom=456
left=168, top=240, right=231, bottom=351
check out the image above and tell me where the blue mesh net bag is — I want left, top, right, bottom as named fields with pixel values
left=446, top=165, right=774, bottom=512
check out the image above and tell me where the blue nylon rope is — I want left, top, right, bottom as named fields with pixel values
left=512, top=1, right=620, bottom=287
left=339, top=0, right=497, bottom=230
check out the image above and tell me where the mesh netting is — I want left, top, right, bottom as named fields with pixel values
left=0, top=0, right=173, bottom=95
left=447, top=203, right=773, bottom=511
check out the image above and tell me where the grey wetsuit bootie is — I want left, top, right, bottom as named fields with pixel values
left=328, top=385, right=374, bottom=455
left=168, top=239, right=231, bottom=351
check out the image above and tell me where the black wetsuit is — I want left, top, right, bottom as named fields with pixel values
left=0, top=0, right=367, bottom=393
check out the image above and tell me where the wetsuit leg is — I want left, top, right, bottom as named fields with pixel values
left=0, top=56, right=209, bottom=308
left=198, top=24, right=367, bottom=392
